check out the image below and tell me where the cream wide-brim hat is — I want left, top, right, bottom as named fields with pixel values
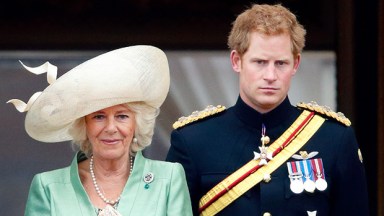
left=15, top=45, right=170, bottom=143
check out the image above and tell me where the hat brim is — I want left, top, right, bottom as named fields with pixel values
left=25, top=45, right=170, bottom=142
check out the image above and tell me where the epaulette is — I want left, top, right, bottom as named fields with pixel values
left=297, top=101, right=351, bottom=126
left=173, top=105, right=226, bottom=129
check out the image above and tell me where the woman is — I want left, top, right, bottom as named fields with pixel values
left=7, top=45, right=193, bottom=216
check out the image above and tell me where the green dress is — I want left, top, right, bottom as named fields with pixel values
left=25, top=151, right=192, bottom=216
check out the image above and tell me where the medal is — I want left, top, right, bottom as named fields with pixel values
left=311, top=158, right=328, bottom=191
left=290, top=178, right=304, bottom=194
left=253, top=146, right=273, bottom=165
left=302, top=159, right=316, bottom=193
left=303, top=177, right=316, bottom=193
left=253, top=124, right=273, bottom=165
left=289, top=153, right=328, bottom=194
left=315, top=177, right=328, bottom=191
left=287, top=161, right=305, bottom=194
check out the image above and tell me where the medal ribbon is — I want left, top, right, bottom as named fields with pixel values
left=311, top=158, right=325, bottom=180
left=287, top=162, right=294, bottom=175
left=302, top=160, right=313, bottom=181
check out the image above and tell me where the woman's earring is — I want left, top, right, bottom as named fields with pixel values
left=133, top=137, right=138, bottom=144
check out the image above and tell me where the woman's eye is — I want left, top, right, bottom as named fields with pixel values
left=117, top=114, right=129, bottom=120
left=93, top=115, right=105, bottom=120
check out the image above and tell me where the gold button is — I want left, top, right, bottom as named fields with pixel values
left=263, top=212, right=271, bottom=216
left=263, top=174, right=271, bottom=183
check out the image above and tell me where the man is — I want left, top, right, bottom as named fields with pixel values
left=166, top=4, right=369, bottom=216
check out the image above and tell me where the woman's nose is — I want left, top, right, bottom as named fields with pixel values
left=105, top=118, right=118, bottom=134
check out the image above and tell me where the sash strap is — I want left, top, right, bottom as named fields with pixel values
left=199, top=111, right=325, bottom=216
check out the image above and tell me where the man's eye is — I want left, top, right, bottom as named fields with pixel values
left=276, top=61, right=286, bottom=66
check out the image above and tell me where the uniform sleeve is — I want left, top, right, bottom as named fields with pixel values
left=167, top=163, right=193, bottom=216
left=25, top=174, right=51, bottom=216
left=166, top=130, right=199, bottom=215
left=330, top=126, right=369, bottom=216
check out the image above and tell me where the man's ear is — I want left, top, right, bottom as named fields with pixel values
left=230, top=50, right=242, bottom=73
left=292, top=54, right=301, bottom=75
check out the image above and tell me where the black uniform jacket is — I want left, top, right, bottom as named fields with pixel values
left=166, top=96, right=369, bottom=216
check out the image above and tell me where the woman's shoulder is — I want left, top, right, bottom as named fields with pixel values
left=144, top=156, right=182, bottom=169
left=32, top=166, right=71, bottom=185
left=141, top=155, right=185, bottom=177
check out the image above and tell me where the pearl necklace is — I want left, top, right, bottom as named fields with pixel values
left=90, top=155, right=134, bottom=205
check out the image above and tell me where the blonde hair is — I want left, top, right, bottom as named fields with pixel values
left=228, top=4, right=306, bottom=57
left=69, top=102, right=159, bottom=157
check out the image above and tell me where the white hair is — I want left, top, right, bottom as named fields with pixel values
left=68, top=102, right=159, bottom=157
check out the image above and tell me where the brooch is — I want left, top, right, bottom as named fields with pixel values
left=143, top=172, right=154, bottom=189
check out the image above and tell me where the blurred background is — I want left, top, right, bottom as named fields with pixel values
left=0, top=0, right=383, bottom=215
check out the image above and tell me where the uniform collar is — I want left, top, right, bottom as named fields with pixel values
left=233, top=96, right=296, bottom=129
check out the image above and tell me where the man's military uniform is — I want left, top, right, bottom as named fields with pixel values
left=166, top=96, right=369, bottom=216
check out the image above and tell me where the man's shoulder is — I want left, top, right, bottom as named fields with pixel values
left=172, top=105, right=227, bottom=130
left=296, top=101, right=351, bottom=126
